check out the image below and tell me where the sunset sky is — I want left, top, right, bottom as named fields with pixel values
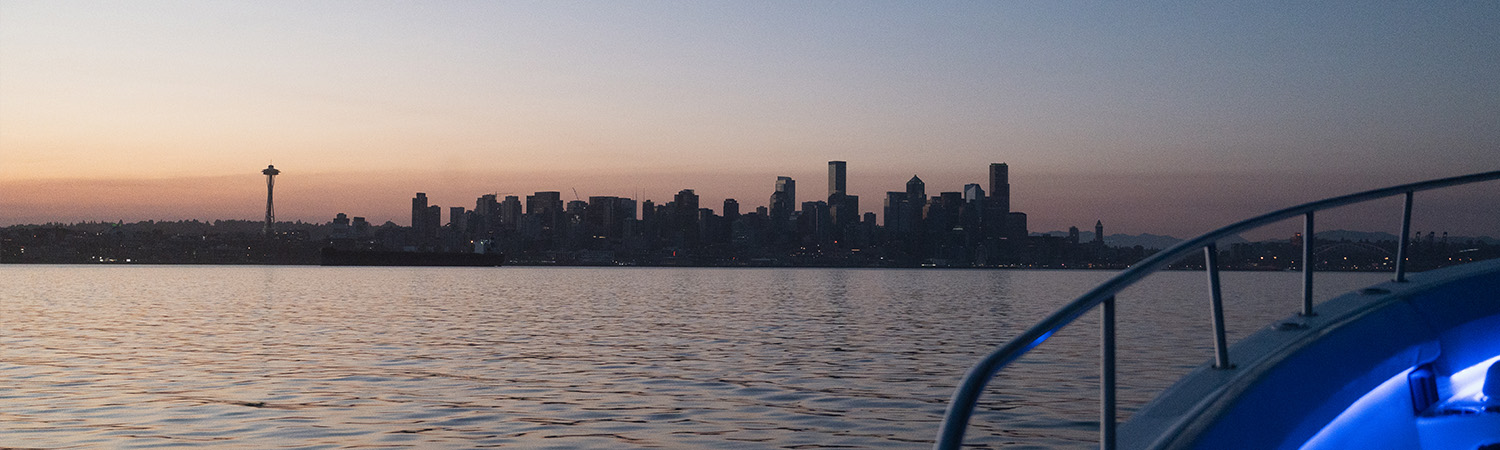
left=3, top=1, right=1497, bottom=237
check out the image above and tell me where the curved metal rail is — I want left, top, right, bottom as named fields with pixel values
left=934, top=170, right=1500, bottom=450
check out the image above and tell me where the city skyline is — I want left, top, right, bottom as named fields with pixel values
left=3, top=2, right=1498, bottom=237
left=3, top=160, right=1498, bottom=240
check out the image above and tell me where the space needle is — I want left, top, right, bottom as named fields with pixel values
left=262, top=164, right=280, bottom=236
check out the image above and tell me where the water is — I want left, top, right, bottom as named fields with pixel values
left=0, top=266, right=1389, bottom=449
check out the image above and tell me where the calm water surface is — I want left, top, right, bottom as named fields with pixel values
left=0, top=266, right=1388, bottom=449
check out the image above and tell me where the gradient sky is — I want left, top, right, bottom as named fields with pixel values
left=3, top=1, right=1497, bottom=237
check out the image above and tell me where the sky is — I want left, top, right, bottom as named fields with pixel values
left=2, top=1, right=1498, bottom=238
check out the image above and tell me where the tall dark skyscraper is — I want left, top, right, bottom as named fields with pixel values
left=500, top=195, right=521, bottom=227
left=770, top=176, right=797, bottom=226
left=828, top=161, right=846, bottom=197
left=412, top=192, right=429, bottom=230
left=776, top=176, right=796, bottom=207
left=449, top=206, right=466, bottom=233
left=884, top=191, right=909, bottom=231
left=411, top=193, right=441, bottom=240
left=905, top=175, right=925, bottom=207
left=827, top=161, right=857, bottom=231
left=723, top=198, right=740, bottom=219
left=989, top=163, right=1010, bottom=215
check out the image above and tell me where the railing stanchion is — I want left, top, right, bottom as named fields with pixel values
left=931, top=172, right=1498, bottom=449
left=1205, top=244, right=1231, bottom=369
left=1101, top=295, right=1117, bottom=450
left=1302, top=212, right=1315, bottom=316
left=1396, top=191, right=1414, bottom=282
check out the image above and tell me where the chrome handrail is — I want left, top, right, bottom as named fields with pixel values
left=934, top=170, right=1500, bottom=450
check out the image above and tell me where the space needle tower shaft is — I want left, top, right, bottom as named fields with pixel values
left=262, top=165, right=280, bottom=236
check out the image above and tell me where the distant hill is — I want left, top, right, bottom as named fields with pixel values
left=1031, top=231, right=1246, bottom=250
left=1307, top=229, right=1497, bottom=245
left=1031, top=229, right=1497, bottom=250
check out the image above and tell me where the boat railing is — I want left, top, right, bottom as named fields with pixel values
left=934, top=170, right=1500, bottom=450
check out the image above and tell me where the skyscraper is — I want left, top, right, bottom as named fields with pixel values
left=527, top=191, right=563, bottom=233
left=722, top=198, right=740, bottom=220
left=776, top=176, right=796, bottom=208
left=884, top=191, right=909, bottom=232
left=770, top=176, right=797, bottom=226
left=828, top=161, right=846, bottom=197
left=989, top=163, right=1010, bottom=215
left=449, top=206, right=466, bottom=233
left=674, top=189, right=701, bottom=246
left=412, top=192, right=429, bottom=231
left=963, top=183, right=985, bottom=203
left=828, top=161, right=857, bottom=231
left=905, top=175, right=925, bottom=209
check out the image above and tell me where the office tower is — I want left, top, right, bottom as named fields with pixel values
left=261, top=165, right=280, bottom=236
left=905, top=176, right=925, bottom=207
left=641, top=199, right=656, bottom=224
left=475, top=194, right=499, bottom=235
left=449, top=207, right=466, bottom=233
left=587, top=196, right=635, bottom=239
left=425, top=205, right=442, bottom=238
left=1068, top=226, right=1080, bottom=244
left=500, top=196, right=522, bottom=227
left=352, top=216, right=370, bottom=237
left=674, top=189, right=699, bottom=216
left=963, top=183, right=985, bottom=203
left=884, top=191, right=909, bottom=232
left=770, top=176, right=797, bottom=230
left=830, top=194, right=858, bottom=231
left=527, top=191, right=562, bottom=216
left=773, top=176, right=796, bottom=212
left=827, top=161, right=858, bottom=231
left=1095, top=220, right=1105, bottom=246
left=1006, top=212, right=1029, bottom=239
left=989, top=163, right=1010, bottom=215
left=412, top=193, right=429, bottom=232
left=723, top=199, right=739, bottom=220
left=330, top=213, right=351, bottom=239
left=828, top=161, right=846, bottom=197
left=674, top=189, right=701, bottom=245
left=527, top=191, right=563, bottom=232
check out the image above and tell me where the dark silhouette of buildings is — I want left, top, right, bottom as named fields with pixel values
left=15, top=160, right=1489, bottom=269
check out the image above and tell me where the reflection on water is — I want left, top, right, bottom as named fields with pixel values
left=0, top=266, right=1386, bottom=448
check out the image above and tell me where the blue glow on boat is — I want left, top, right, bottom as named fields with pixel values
left=1301, top=354, right=1500, bottom=450
left=1300, top=367, right=1417, bottom=450
left=1023, top=330, right=1054, bottom=353
left=1449, top=354, right=1500, bottom=402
